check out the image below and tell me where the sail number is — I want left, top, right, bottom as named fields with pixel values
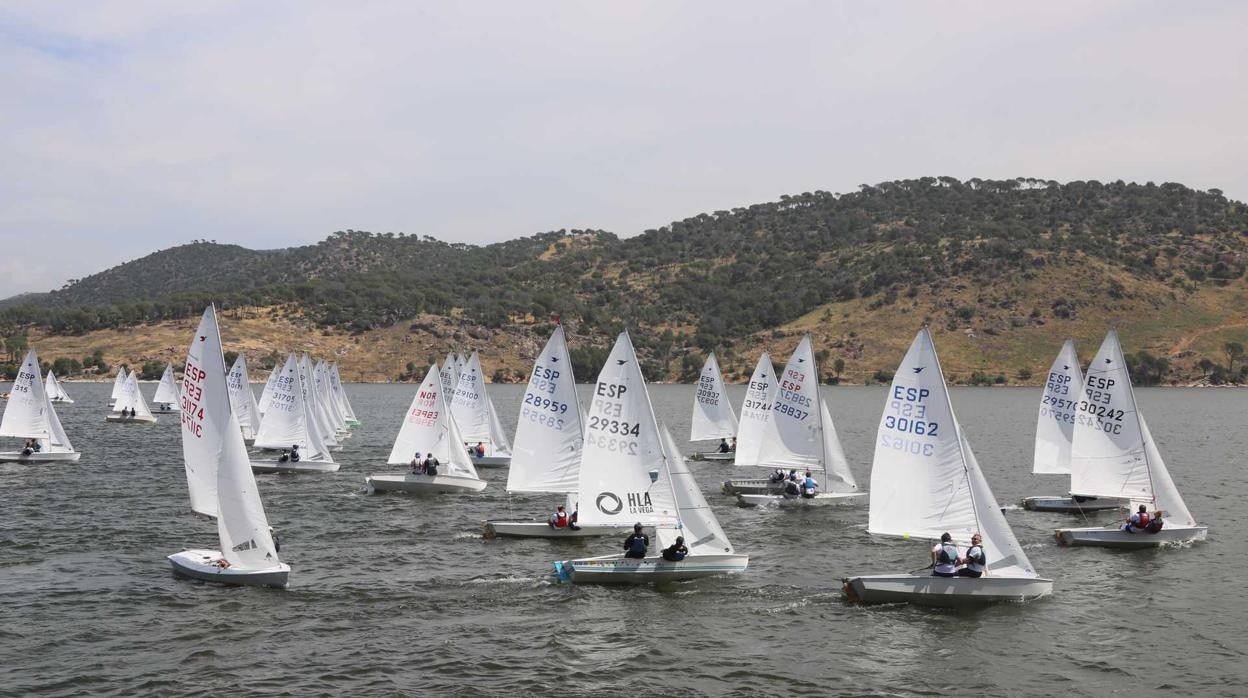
left=883, top=415, right=939, bottom=436
left=586, top=432, right=639, bottom=455
left=880, top=435, right=935, bottom=456
left=521, top=406, right=566, bottom=430
left=13, top=369, right=33, bottom=392
left=523, top=393, right=569, bottom=413
left=181, top=360, right=208, bottom=437
left=774, top=403, right=810, bottom=420
left=588, top=416, right=641, bottom=436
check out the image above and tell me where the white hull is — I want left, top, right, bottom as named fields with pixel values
left=692, top=451, right=735, bottom=462
left=471, top=455, right=511, bottom=468
left=49, top=398, right=75, bottom=404
left=482, top=520, right=631, bottom=539
left=554, top=552, right=749, bottom=585
left=0, top=450, right=81, bottom=463
left=167, top=549, right=290, bottom=588
left=844, top=573, right=1053, bottom=607
left=738, top=492, right=867, bottom=507
left=1054, top=525, right=1208, bottom=548
left=105, top=414, right=158, bottom=424
left=250, top=459, right=340, bottom=474
left=153, top=404, right=180, bottom=413
left=721, top=478, right=784, bottom=496
left=1021, top=495, right=1130, bottom=513
left=364, top=473, right=488, bottom=494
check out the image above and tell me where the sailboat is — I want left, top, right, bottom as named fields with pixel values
left=844, top=328, right=1053, bottom=606
left=1021, top=340, right=1128, bottom=513
left=720, top=353, right=783, bottom=495
left=167, top=306, right=289, bottom=588
left=0, top=349, right=80, bottom=463
left=257, top=363, right=281, bottom=417
left=449, top=351, right=512, bottom=467
left=108, top=366, right=127, bottom=408
left=329, top=364, right=360, bottom=428
left=106, top=372, right=157, bottom=423
left=152, top=364, right=181, bottom=412
left=1054, top=330, right=1208, bottom=547
left=734, top=336, right=863, bottom=507
left=440, top=352, right=459, bottom=394
left=298, top=353, right=340, bottom=452
left=227, top=354, right=261, bottom=442
left=44, top=371, right=74, bottom=404
left=483, top=326, right=631, bottom=538
left=250, top=353, right=339, bottom=473
left=689, top=352, right=739, bottom=462
left=554, top=331, right=748, bottom=584
left=364, top=363, right=487, bottom=494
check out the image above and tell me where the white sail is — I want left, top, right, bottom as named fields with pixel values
left=113, top=372, right=154, bottom=419
left=110, top=367, right=127, bottom=401
left=756, top=335, right=825, bottom=472
left=820, top=398, right=858, bottom=492
left=1034, top=339, right=1083, bottom=475
left=1, top=350, right=52, bottom=440
left=507, top=325, right=584, bottom=494
left=257, top=364, right=281, bottom=416
left=690, top=352, right=739, bottom=442
left=440, top=353, right=458, bottom=393
left=659, top=424, right=733, bottom=555
left=329, top=364, right=357, bottom=421
left=153, top=365, right=181, bottom=410
left=386, top=363, right=480, bottom=479
left=180, top=311, right=223, bottom=517
left=299, top=353, right=338, bottom=449
left=253, top=353, right=333, bottom=460
left=733, top=353, right=777, bottom=467
left=868, top=328, right=1038, bottom=578
left=314, top=359, right=346, bottom=430
left=227, top=354, right=261, bottom=441
left=1140, top=416, right=1196, bottom=526
left=45, top=371, right=73, bottom=403
left=449, top=351, right=500, bottom=449
left=1069, top=330, right=1151, bottom=500
left=574, top=331, right=677, bottom=528
left=183, top=307, right=281, bottom=568
left=42, top=386, right=74, bottom=453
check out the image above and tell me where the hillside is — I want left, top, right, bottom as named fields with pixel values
left=4, top=177, right=1248, bottom=385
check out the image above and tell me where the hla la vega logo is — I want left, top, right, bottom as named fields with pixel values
left=595, top=491, right=654, bottom=515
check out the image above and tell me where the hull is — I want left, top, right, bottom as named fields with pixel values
left=554, top=553, right=749, bottom=585
left=1021, top=495, right=1130, bottom=513
left=1054, top=525, right=1208, bottom=548
left=737, top=492, right=867, bottom=507
left=49, top=398, right=75, bottom=404
left=721, top=478, right=784, bottom=496
left=692, top=451, right=735, bottom=462
left=482, top=520, right=632, bottom=539
left=250, top=459, right=339, bottom=474
left=105, top=414, right=158, bottom=424
left=364, top=473, right=488, bottom=494
left=471, top=455, right=511, bottom=468
left=153, top=405, right=180, bottom=413
left=0, top=450, right=81, bottom=463
left=844, top=574, right=1053, bottom=607
left=167, top=549, right=290, bottom=588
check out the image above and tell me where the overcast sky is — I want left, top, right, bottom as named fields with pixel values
left=2, top=1, right=1246, bottom=299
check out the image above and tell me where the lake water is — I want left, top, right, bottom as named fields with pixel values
left=1, top=382, right=1245, bottom=696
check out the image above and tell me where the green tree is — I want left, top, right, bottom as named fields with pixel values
left=140, top=360, right=165, bottom=380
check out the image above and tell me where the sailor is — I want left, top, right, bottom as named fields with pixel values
left=661, top=536, right=688, bottom=562
left=781, top=475, right=801, bottom=499
left=31, top=440, right=41, bottom=453
left=623, top=523, right=649, bottom=559
left=717, top=438, right=731, bottom=454
left=1145, top=510, right=1165, bottom=533
left=278, top=450, right=290, bottom=463
left=549, top=505, right=571, bottom=529
left=423, top=455, right=439, bottom=476
left=729, top=437, right=737, bottom=452
left=410, top=453, right=425, bottom=474
left=289, top=445, right=301, bottom=462
left=956, top=533, right=986, bottom=578
left=568, top=507, right=580, bottom=531
left=931, top=532, right=959, bottom=577
left=801, top=471, right=819, bottom=499
left=1123, top=504, right=1151, bottom=533
left=768, top=468, right=786, bottom=483
left=475, top=442, right=486, bottom=458
left=21, top=439, right=34, bottom=456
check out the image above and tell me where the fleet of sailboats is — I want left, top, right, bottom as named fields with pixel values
left=5, top=322, right=1212, bottom=599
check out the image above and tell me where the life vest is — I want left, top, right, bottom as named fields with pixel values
left=553, top=512, right=569, bottom=528
left=1131, top=511, right=1150, bottom=528
left=803, top=477, right=817, bottom=493
left=965, top=544, right=987, bottom=571
left=627, top=535, right=647, bottom=555
left=937, top=542, right=959, bottom=565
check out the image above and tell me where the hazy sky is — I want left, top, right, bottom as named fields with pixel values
left=2, top=2, right=1246, bottom=298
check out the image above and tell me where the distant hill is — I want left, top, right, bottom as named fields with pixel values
left=5, top=177, right=1248, bottom=385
